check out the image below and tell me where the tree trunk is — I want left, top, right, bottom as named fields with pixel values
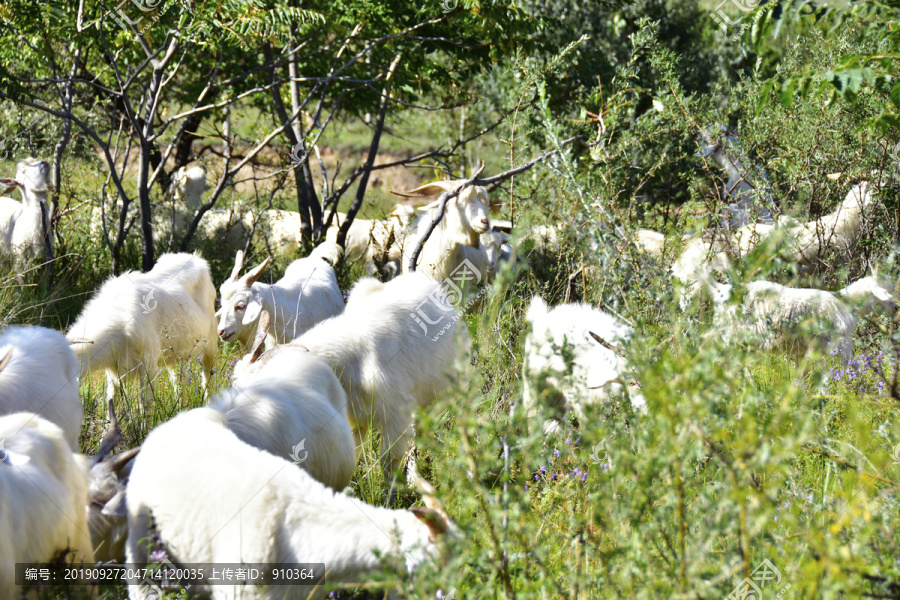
left=173, top=111, right=204, bottom=169
left=138, top=142, right=155, bottom=271
left=264, top=43, right=316, bottom=244
left=337, top=55, right=402, bottom=248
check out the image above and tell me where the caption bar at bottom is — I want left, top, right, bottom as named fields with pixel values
left=16, top=563, right=326, bottom=586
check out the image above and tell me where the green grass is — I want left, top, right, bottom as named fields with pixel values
left=8, top=93, right=900, bottom=599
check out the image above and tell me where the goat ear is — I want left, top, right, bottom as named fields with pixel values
left=101, top=488, right=128, bottom=518
left=248, top=309, right=271, bottom=364
left=410, top=507, right=451, bottom=538
left=242, top=298, right=263, bottom=326
left=0, top=348, right=12, bottom=374
left=417, top=200, right=441, bottom=212
left=243, top=257, right=270, bottom=285
left=0, top=178, right=19, bottom=189
left=229, top=250, right=245, bottom=281
left=214, top=307, right=222, bottom=319
left=392, top=180, right=459, bottom=198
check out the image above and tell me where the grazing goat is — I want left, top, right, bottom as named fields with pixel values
left=214, top=312, right=355, bottom=491
left=0, top=326, right=82, bottom=450
left=326, top=204, right=418, bottom=263
left=242, top=272, right=467, bottom=484
left=671, top=235, right=732, bottom=308
left=709, top=274, right=896, bottom=363
left=0, top=324, right=136, bottom=563
left=125, top=407, right=453, bottom=599
left=169, top=165, right=249, bottom=251
left=67, top=252, right=218, bottom=414
left=521, top=296, right=643, bottom=435
left=399, top=180, right=491, bottom=282
left=0, top=413, right=94, bottom=597
left=784, top=182, right=876, bottom=268
left=216, top=243, right=344, bottom=351
left=726, top=183, right=876, bottom=266
left=481, top=230, right=516, bottom=280
left=0, top=157, right=51, bottom=262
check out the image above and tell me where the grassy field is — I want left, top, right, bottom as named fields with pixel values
left=4, top=29, right=900, bottom=598
left=8, top=126, right=900, bottom=600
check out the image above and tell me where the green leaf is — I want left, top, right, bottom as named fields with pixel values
left=891, top=82, right=900, bottom=109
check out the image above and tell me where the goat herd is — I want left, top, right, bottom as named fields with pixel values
left=0, top=153, right=897, bottom=599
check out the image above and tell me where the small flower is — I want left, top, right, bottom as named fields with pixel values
left=539, top=466, right=546, bottom=475
left=581, top=472, right=588, bottom=482
left=806, top=494, right=813, bottom=502
left=565, top=438, right=572, bottom=445
left=553, top=449, right=560, bottom=458
left=524, top=484, right=529, bottom=492
left=149, top=549, right=167, bottom=563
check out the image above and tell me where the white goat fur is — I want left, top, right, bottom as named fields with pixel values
left=67, top=252, right=218, bottom=409
left=216, top=243, right=344, bottom=351
left=710, top=275, right=896, bottom=363
left=727, top=184, right=875, bottom=263
left=242, top=272, right=467, bottom=477
left=0, top=413, right=94, bottom=598
left=326, top=204, right=418, bottom=263
left=521, top=297, right=643, bottom=434
left=0, top=326, right=82, bottom=450
left=0, top=158, right=51, bottom=261
left=785, top=182, right=876, bottom=266
left=400, top=180, right=491, bottom=282
left=671, top=236, right=732, bottom=308
left=481, top=230, right=516, bottom=279
left=212, top=348, right=355, bottom=491
left=126, top=407, right=449, bottom=599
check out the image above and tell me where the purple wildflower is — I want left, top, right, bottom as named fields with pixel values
left=149, top=549, right=167, bottom=563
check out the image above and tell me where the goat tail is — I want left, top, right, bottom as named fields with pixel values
left=309, top=241, right=343, bottom=266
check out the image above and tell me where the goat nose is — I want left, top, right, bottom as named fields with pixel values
left=480, top=218, right=489, bottom=227
left=217, top=329, right=226, bottom=337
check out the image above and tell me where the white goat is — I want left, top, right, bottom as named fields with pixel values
left=0, top=324, right=135, bottom=564
left=0, top=413, right=94, bottom=597
left=213, top=313, right=355, bottom=491
left=709, top=274, right=896, bottom=363
left=216, top=243, right=344, bottom=351
left=399, top=180, right=491, bottom=282
left=168, top=165, right=249, bottom=251
left=326, top=204, right=418, bottom=263
left=671, top=235, right=732, bottom=308
left=240, top=272, right=467, bottom=481
left=520, top=296, right=643, bottom=435
left=125, top=407, right=453, bottom=599
left=784, top=182, right=876, bottom=267
left=481, top=230, right=516, bottom=280
left=0, top=326, right=82, bottom=450
left=0, top=157, right=51, bottom=262
left=526, top=223, right=564, bottom=253
left=67, top=252, right=218, bottom=413
left=727, top=183, right=876, bottom=265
